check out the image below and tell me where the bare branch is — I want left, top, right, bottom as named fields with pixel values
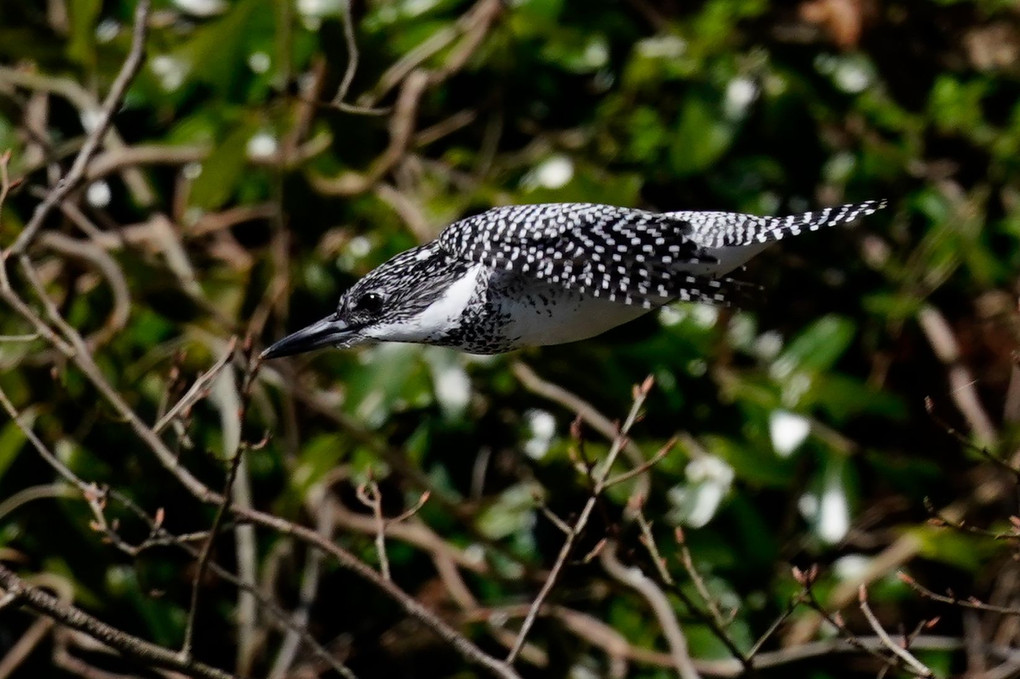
left=7, top=0, right=151, bottom=255
left=858, top=585, right=934, bottom=677
left=0, top=564, right=236, bottom=679
left=674, top=527, right=732, bottom=632
left=360, top=0, right=503, bottom=107
left=356, top=479, right=392, bottom=580
left=512, top=361, right=652, bottom=504
left=600, top=538, right=701, bottom=679
left=268, top=490, right=357, bottom=679
left=311, top=69, right=430, bottom=196
left=0, top=270, right=515, bottom=679
left=154, top=339, right=239, bottom=434
left=331, top=0, right=360, bottom=108
left=605, top=436, right=676, bottom=488
left=85, top=144, right=208, bottom=181
left=917, top=304, right=998, bottom=448
left=901, top=572, right=1020, bottom=616
left=505, top=376, right=654, bottom=664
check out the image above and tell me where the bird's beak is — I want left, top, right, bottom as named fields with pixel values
left=260, top=315, right=355, bottom=360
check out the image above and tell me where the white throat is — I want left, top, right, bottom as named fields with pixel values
left=361, top=264, right=484, bottom=343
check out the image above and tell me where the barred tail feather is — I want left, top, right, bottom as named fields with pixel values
left=753, top=199, right=888, bottom=244
left=672, top=199, right=887, bottom=249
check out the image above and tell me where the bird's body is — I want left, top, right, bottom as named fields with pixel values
left=419, top=262, right=650, bottom=353
left=262, top=200, right=885, bottom=358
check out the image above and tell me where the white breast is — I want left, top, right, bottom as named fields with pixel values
left=495, top=281, right=651, bottom=347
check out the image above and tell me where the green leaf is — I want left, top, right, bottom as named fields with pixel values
left=772, top=315, right=856, bottom=378
left=700, top=434, right=796, bottom=487
left=291, top=433, right=348, bottom=498
left=0, top=413, right=29, bottom=484
left=669, top=93, right=737, bottom=175
left=863, top=292, right=924, bottom=322
left=174, top=0, right=266, bottom=94
left=189, top=119, right=258, bottom=210
left=67, top=0, right=101, bottom=68
left=511, top=0, right=564, bottom=25
left=341, top=344, right=434, bottom=428
left=476, top=482, right=539, bottom=541
left=909, top=525, right=1005, bottom=572
left=809, top=373, right=907, bottom=421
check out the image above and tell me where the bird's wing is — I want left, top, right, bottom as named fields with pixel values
left=436, top=203, right=739, bottom=308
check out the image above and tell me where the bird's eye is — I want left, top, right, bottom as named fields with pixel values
left=354, top=292, right=384, bottom=314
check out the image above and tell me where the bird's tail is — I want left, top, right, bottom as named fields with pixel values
left=748, top=199, right=888, bottom=244
left=669, top=199, right=888, bottom=248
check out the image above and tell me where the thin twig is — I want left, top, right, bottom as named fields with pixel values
left=632, top=504, right=751, bottom=672
left=858, top=585, right=934, bottom=677
left=798, top=574, right=901, bottom=668
left=535, top=498, right=573, bottom=536
left=7, top=0, right=151, bottom=255
left=179, top=443, right=245, bottom=660
left=605, top=437, right=676, bottom=488
left=675, top=527, right=731, bottom=631
left=745, top=601, right=798, bottom=660
left=923, top=496, right=1020, bottom=541
left=900, top=572, right=1020, bottom=616
left=917, top=305, right=998, bottom=448
left=505, top=376, right=655, bottom=664
left=924, top=398, right=1020, bottom=478
left=356, top=480, right=391, bottom=580
left=331, top=0, right=360, bottom=107
left=0, top=564, right=236, bottom=679
left=633, top=503, right=673, bottom=587
left=182, top=352, right=262, bottom=660
left=388, top=490, right=431, bottom=524
left=600, top=538, right=701, bottom=679
left=0, top=387, right=100, bottom=494
left=512, top=361, right=652, bottom=503
left=153, top=339, right=239, bottom=434
left=268, top=490, right=356, bottom=679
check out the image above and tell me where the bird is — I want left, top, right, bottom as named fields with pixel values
left=261, top=199, right=886, bottom=358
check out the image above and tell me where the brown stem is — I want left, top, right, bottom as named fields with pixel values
left=0, top=564, right=236, bottom=679
left=7, top=0, right=151, bottom=255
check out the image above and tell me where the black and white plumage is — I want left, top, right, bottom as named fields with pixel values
left=262, top=200, right=886, bottom=357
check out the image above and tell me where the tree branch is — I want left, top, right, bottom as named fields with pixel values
left=0, top=564, right=236, bottom=679
left=7, top=0, right=151, bottom=255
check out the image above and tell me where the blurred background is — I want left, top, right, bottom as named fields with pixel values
left=1, top=0, right=1019, bottom=677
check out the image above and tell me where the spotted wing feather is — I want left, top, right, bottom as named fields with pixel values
left=437, top=203, right=735, bottom=308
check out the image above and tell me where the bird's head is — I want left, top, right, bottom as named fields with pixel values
left=260, top=243, right=477, bottom=359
